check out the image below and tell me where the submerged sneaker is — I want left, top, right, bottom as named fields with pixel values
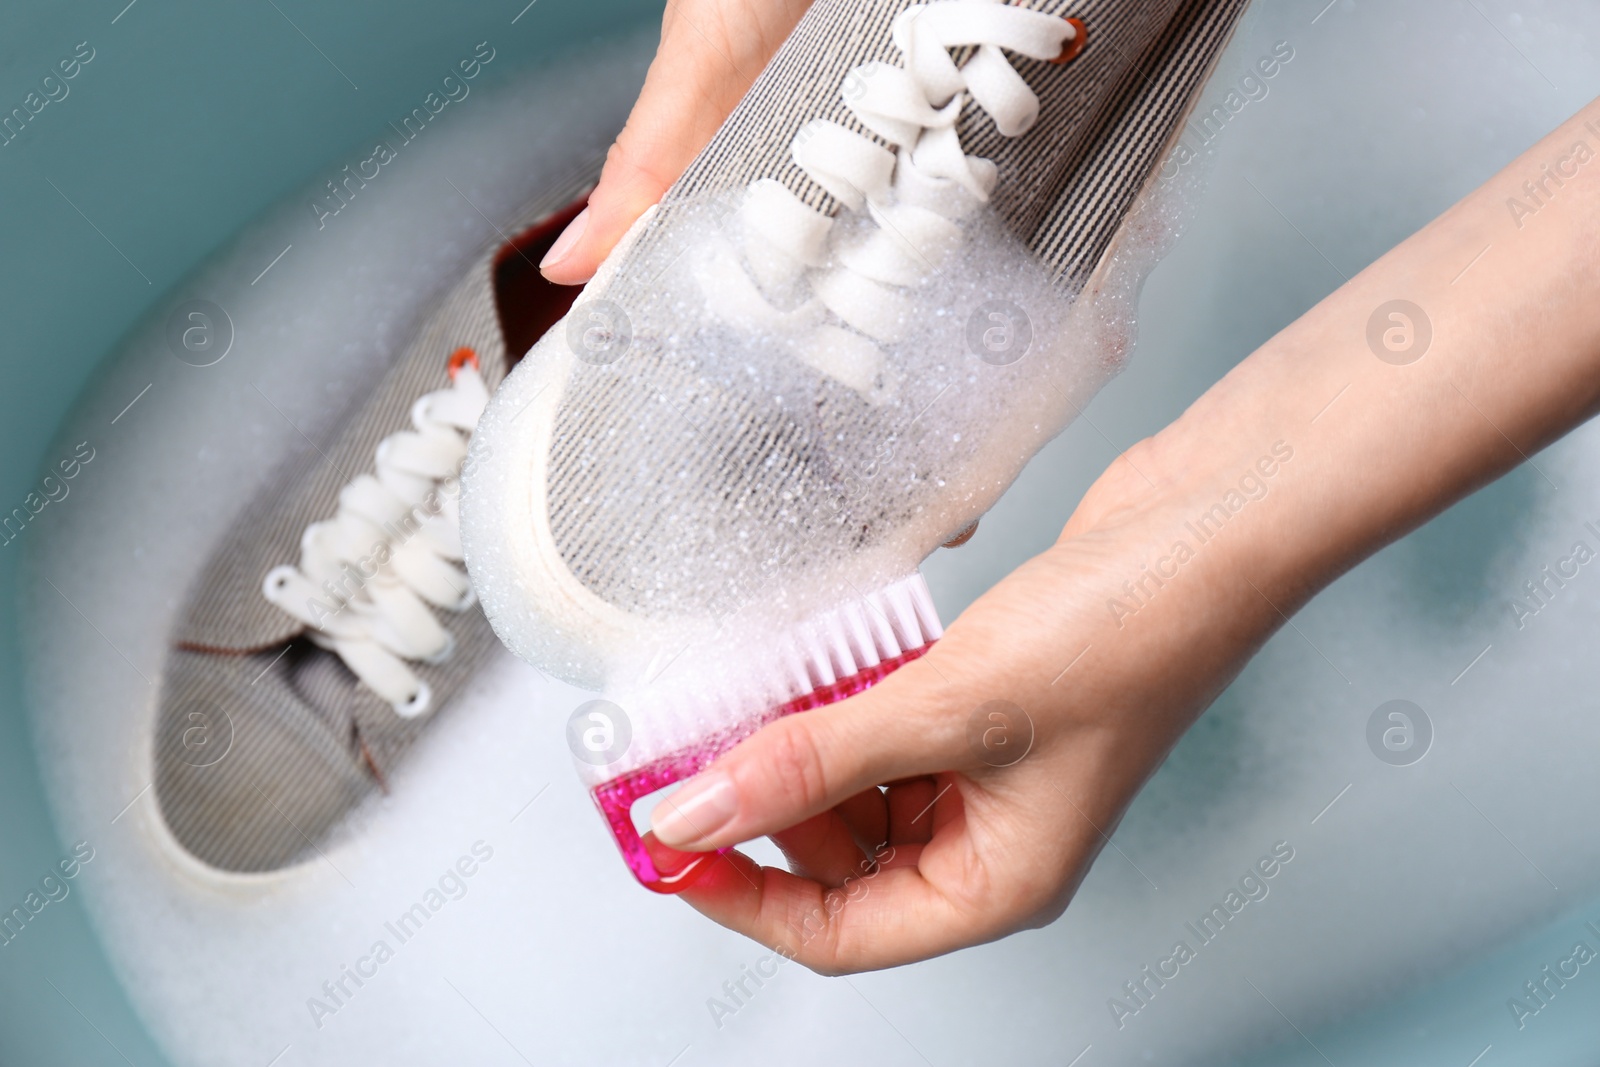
left=463, top=0, right=1251, bottom=889
left=155, top=191, right=591, bottom=873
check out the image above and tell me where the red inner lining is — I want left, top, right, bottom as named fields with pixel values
left=492, top=196, right=588, bottom=365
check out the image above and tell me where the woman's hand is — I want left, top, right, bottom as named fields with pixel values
left=646, top=95, right=1600, bottom=972
left=647, top=448, right=1289, bottom=972
left=538, top=0, right=815, bottom=284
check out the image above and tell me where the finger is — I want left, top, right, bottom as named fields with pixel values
left=680, top=768, right=1075, bottom=972
left=768, top=810, right=869, bottom=886
left=679, top=836, right=984, bottom=973
left=649, top=653, right=971, bottom=851
left=539, top=0, right=813, bottom=284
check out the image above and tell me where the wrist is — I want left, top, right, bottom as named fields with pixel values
left=1082, top=96, right=1600, bottom=614
left=1063, top=404, right=1323, bottom=615
left=1037, top=357, right=1341, bottom=719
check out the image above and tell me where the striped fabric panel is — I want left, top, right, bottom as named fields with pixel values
left=608, top=0, right=1247, bottom=296
left=157, top=590, right=507, bottom=871
left=1032, top=0, right=1251, bottom=292
left=156, top=646, right=373, bottom=872
left=584, top=0, right=1246, bottom=322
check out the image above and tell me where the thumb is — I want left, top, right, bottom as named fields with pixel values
left=540, top=0, right=810, bottom=284
left=649, top=654, right=972, bottom=851
left=535, top=122, right=681, bottom=285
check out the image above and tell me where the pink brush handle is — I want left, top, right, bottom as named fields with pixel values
left=590, top=642, right=934, bottom=893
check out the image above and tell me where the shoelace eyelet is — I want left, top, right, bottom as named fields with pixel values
left=448, top=346, right=479, bottom=380
left=1051, top=17, right=1087, bottom=65
left=396, top=680, right=433, bottom=719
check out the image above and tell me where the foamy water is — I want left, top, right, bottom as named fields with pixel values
left=19, top=2, right=1600, bottom=1065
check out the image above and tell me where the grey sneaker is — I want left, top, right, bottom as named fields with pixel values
left=154, top=188, right=591, bottom=873
left=463, top=0, right=1254, bottom=889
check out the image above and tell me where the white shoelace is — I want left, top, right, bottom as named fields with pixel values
left=694, top=0, right=1077, bottom=398
left=263, top=352, right=489, bottom=717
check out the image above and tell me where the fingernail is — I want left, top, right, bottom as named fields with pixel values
left=539, top=207, right=588, bottom=270
left=652, top=772, right=737, bottom=848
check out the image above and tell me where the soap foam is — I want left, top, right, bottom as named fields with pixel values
left=462, top=168, right=1135, bottom=717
